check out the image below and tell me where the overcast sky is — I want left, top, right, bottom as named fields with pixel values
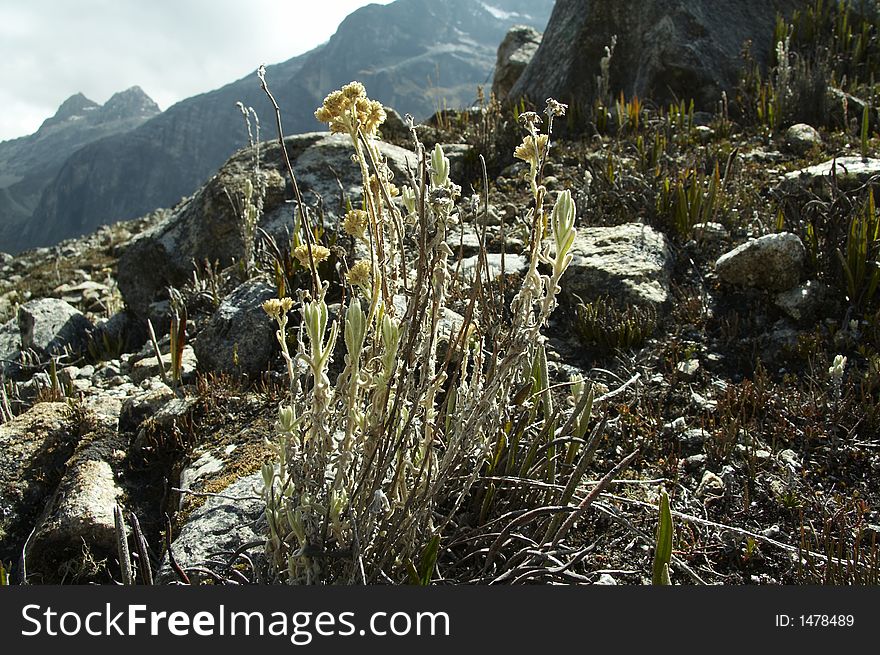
left=0, top=0, right=393, bottom=142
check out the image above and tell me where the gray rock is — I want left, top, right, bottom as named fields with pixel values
left=129, top=345, right=197, bottom=384
left=692, top=222, right=729, bottom=243
left=391, top=294, right=464, bottom=346
left=694, top=125, right=714, bottom=144
left=194, top=279, right=277, bottom=377
left=119, top=383, right=177, bottom=433
left=90, top=309, right=147, bottom=356
left=676, top=358, right=700, bottom=380
left=774, top=280, right=831, bottom=321
left=136, top=395, right=200, bottom=449
left=680, top=428, right=709, bottom=454
left=682, top=454, right=708, bottom=471
left=779, top=156, right=880, bottom=196
left=80, top=395, right=125, bottom=428
left=777, top=448, right=801, bottom=470
left=784, top=123, right=822, bottom=155
left=492, top=25, right=542, bottom=101
left=826, top=86, right=872, bottom=130
left=17, top=298, right=93, bottom=359
left=0, top=317, right=20, bottom=377
left=118, top=133, right=417, bottom=317
left=510, top=0, right=804, bottom=113
left=458, top=253, right=529, bottom=281
left=177, top=451, right=226, bottom=501
left=379, top=106, right=410, bottom=144
left=157, top=472, right=265, bottom=584
left=565, top=223, right=671, bottom=308
left=715, top=232, right=804, bottom=291
left=0, top=402, right=79, bottom=562
left=28, top=429, right=127, bottom=575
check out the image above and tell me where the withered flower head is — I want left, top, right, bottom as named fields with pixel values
left=518, top=111, right=543, bottom=131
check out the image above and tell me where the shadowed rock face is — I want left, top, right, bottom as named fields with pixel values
left=193, top=280, right=278, bottom=378
left=510, top=0, right=808, bottom=116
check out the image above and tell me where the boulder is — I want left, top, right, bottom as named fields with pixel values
left=28, top=428, right=127, bottom=579
left=0, top=402, right=79, bottom=563
left=510, top=0, right=806, bottom=115
left=379, top=106, right=411, bottom=145
left=119, top=383, right=177, bottom=433
left=774, top=280, right=832, bottom=321
left=492, top=25, right=543, bottom=101
left=458, top=253, right=529, bottom=281
left=564, top=223, right=671, bottom=308
left=715, top=232, right=805, bottom=292
left=156, top=472, right=265, bottom=584
left=784, top=123, right=822, bottom=155
left=118, top=133, right=417, bottom=317
left=89, top=309, right=147, bottom=356
left=194, top=279, right=278, bottom=377
left=18, top=298, right=93, bottom=359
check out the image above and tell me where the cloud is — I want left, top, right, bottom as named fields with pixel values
left=0, top=0, right=392, bottom=141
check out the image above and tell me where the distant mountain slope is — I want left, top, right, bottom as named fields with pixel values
left=0, top=87, right=159, bottom=251
left=295, top=0, right=553, bottom=119
left=3, top=0, right=553, bottom=254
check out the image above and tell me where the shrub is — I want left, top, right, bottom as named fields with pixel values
left=256, top=78, right=608, bottom=584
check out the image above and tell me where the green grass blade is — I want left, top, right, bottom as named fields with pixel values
left=652, top=490, right=674, bottom=585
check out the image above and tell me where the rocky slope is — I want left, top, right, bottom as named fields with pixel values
left=2, top=0, right=878, bottom=588
left=3, top=0, right=553, bottom=255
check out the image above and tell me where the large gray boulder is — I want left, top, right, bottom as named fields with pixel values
left=510, top=0, right=807, bottom=114
left=492, top=25, right=543, bottom=101
left=118, top=133, right=417, bottom=317
left=18, top=298, right=93, bottom=359
left=194, top=279, right=278, bottom=377
left=565, top=223, right=671, bottom=308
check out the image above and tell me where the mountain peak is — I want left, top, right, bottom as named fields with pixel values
left=40, top=93, right=99, bottom=129
left=99, top=86, right=161, bottom=121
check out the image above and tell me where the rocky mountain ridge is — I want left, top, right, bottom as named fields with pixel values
left=0, top=87, right=160, bottom=253
left=0, top=0, right=553, bottom=254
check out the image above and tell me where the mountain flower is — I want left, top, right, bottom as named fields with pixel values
left=346, top=259, right=372, bottom=288
left=343, top=209, right=370, bottom=240
left=293, top=244, right=330, bottom=268
left=514, top=133, right=548, bottom=167
left=315, top=81, right=386, bottom=139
